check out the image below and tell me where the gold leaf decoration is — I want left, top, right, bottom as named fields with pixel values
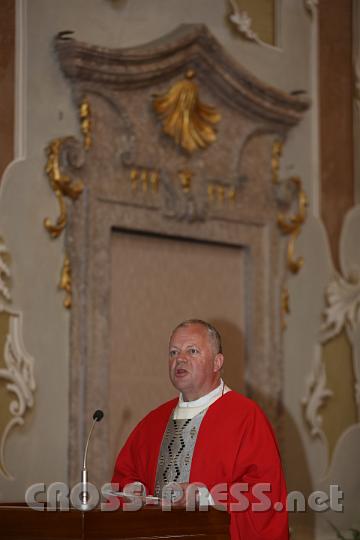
left=59, top=254, right=72, bottom=309
left=80, top=97, right=92, bottom=150
left=153, top=70, right=221, bottom=153
left=43, top=97, right=91, bottom=309
left=277, top=176, right=308, bottom=274
left=43, top=138, right=84, bottom=239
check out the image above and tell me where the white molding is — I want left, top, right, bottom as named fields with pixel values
left=0, top=309, right=35, bottom=480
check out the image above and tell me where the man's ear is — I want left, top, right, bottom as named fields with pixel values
left=213, top=353, right=224, bottom=372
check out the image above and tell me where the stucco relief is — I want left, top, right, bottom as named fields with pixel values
left=302, top=207, right=360, bottom=473
left=0, top=237, right=35, bottom=480
left=228, top=0, right=279, bottom=48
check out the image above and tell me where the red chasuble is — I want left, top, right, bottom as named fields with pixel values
left=112, top=391, right=289, bottom=540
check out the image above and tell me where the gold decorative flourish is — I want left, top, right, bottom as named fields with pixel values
left=149, top=171, right=159, bottom=192
left=277, top=177, right=308, bottom=274
left=129, top=168, right=159, bottom=193
left=80, top=97, right=92, bottom=150
left=271, top=139, right=283, bottom=184
left=178, top=169, right=192, bottom=193
left=43, top=139, right=84, bottom=239
left=228, top=187, right=236, bottom=202
left=208, top=183, right=235, bottom=203
left=141, top=170, right=148, bottom=193
left=281, top=286, right=290, bottom=331
left=153, top=70, right=221, bottom=153
left=130, top=169, right=138, bottom=191
left=59, top=254, right=72, bottom=309
left=43, top=97, right=91, bottom=308
left=272, top=139, right=309, bottom=329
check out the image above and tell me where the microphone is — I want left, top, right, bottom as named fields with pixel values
left=81, top=409, right=104, bottom=509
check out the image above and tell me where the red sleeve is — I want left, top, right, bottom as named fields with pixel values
left=229, top=403, right=289, bottom=540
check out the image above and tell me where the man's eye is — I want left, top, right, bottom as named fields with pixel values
left=189, top=348, right=199, bottom=355
left=169, top=350, right=178, bottom=357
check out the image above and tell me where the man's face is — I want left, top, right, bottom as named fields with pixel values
left=168, top=323, right=224, bottom=402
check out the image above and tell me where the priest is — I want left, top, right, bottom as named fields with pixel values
left=112, top=319, right=289, bottom=540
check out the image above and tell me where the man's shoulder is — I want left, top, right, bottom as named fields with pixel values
left=221, top=390, right=258, bottom=410
left=213, top=390, right=266, bottom=422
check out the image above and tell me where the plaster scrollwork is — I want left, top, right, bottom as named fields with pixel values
left=301, top=346, right=333, bottom=443
left=0, top=238, right=36, bottom=480
left=228, top=2, right=261, bottom=44
left=228, top=0, right=281, bottom=48
left=322, top=269, right=360, bottom=411
left=302, top=269, right=360, bottom=446
left=321, top=270, right=360, bottom=343
left=0, top=314, right=36, bottom=480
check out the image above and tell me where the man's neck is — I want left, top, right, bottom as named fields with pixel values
left=181, top=379, right=223, bottom=404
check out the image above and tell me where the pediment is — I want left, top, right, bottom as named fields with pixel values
left=54, top=25, right=309, bottom=223
left=56, top=24, right=308, bottom=127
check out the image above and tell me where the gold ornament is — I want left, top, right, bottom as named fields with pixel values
left=153, top=70, right=221, bottom=153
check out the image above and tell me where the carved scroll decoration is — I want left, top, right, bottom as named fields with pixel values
left=301, top=269, right=360, bottom=452
left=228, top=3, right=261, bottom=44
left=228, top=0, right=279, bottom=48
left=321, top=271, right=360, bottom=342
left=0, top=237, right=35, bottom=480
left=43, top=97, right=91, bottom=308
left=153, top=70, right=221, bottom=153
left=301, top=345, right=333, bottom=444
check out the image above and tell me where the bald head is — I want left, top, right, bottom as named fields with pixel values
left=170, top=319, right=223, bottom=355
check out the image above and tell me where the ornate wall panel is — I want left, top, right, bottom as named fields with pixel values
left=53, top=24, right=309, bottom=486
left=0, top=237, right=35, bottom=480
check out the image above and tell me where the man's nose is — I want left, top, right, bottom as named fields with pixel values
left=176, top=350, right=188, bottom=362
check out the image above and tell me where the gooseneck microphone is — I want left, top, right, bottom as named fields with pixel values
left=81, top=409, right=104, bottom=508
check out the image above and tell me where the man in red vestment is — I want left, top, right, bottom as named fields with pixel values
left=112, top=320, right=289, bottom=540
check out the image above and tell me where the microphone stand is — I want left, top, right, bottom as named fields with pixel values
left=81, top=409, right=104, bottom=510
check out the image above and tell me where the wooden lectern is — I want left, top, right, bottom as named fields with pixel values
left=0, top=503, right=230, bottom=540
